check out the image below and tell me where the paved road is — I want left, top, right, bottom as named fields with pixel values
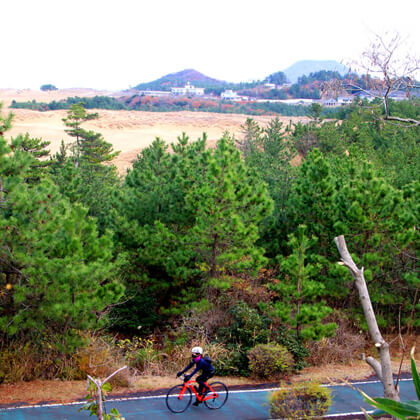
left=0, top=379, right=416, bottom=419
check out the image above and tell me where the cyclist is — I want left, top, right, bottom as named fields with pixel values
left=177, top=346, right=215, bottom=406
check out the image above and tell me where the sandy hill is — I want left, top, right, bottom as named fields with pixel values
left=0, top=88, right=308, bottom=173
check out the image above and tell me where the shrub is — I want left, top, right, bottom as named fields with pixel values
left=115, top=336, right=166, bottom=376
left=306, top=314, right=368, bottom=365
left=269, top=381, right=332, bottom=419
left=213, top=345, right=250, bottom=377
left=247, top=343, right=294, bottom=379
left=76, top=334, right=131, bottom=387
left=274, top=326, right=310, bottom=371
left=217, top=302, right=271, bottom=349
left=0, top=338, right=83, bottom=383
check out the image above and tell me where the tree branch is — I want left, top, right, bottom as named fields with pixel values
left=334, top=235, right=399, bottom=401
left=385, top=115, right=420, bottom=126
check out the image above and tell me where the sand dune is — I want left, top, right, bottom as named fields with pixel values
left=1, top=89, right=309, bottom=173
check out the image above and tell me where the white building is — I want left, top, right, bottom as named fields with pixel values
left=171, top=83, right=205, bottom=96
left=220, top=90, right=247, bottom=101
left=337, top=96, right=354, bottom=105
left=323, top=98, right=338, bottom=107
left=264, top=83, right=276, bottom=89
left=136, top=90, right=170, bottom=97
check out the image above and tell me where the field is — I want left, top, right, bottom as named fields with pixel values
left=0, top=89, right=309, bottom=173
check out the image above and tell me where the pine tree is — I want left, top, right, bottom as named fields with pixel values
left=13, top=133, right=53, bottom=183
left=185, top=133, right=274, bottom=287
left=287, top=148, right=336, bottom=254
left=62, top=103, right=99, bottom=168
left=0, top=103, right=13, bottom=137
left=55, top=103, right=120, bottom=232
left=237, top=117, right=262, bottom=157
left=270, top=225, right=336, bottom=341
left=0, top=109, right=124, bottom=352
left=334, top=155, right=419, bottom=327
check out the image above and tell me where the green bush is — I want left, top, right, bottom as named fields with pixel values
left=269, top=381, right=332, bottom=419
left=274, top=326, right=310, bottom=370
left=247, top=343, right=294, bottom=379
left=216, top=302, right=271, bottom=349
left=213, top=345, right=250, bottom=377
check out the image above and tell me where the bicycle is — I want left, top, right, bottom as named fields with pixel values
left=165, top=375, right=229, bottom=413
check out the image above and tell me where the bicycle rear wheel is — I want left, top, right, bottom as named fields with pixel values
left=204, top=381, right=228, bottom=409
left=166, top=384, right=192, bottom=413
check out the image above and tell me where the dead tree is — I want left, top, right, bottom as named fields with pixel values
left=348, top=32, right=420, bottom=126
left=334, top=235, right=400, bottom=402
left=86, top=365, right=127, bottom=420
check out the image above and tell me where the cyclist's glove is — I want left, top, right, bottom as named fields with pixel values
left=176, top=372, right=182, bottom=377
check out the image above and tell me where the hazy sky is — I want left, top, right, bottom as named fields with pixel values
left=3, top=0, right=419, bottom=90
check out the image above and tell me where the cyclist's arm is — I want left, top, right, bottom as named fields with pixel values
left=188, top=365, right=200, bottom=377
left=179, top=361, right=194, bottom=375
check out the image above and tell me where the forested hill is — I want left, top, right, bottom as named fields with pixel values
left=134, top=69, right=228, bottom=91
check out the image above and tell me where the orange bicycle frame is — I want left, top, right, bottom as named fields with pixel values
left=181, top=380, right=217, bottom=402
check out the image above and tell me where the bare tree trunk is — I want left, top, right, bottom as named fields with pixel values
left=334, top=235, right=400, bottom=402
left=87, top=366, right=127, bottom=420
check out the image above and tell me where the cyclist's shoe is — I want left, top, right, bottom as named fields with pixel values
left=192, top=399, right=201, bottom=406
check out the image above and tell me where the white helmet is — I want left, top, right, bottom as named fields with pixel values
left=191, top=346, right=203, bottom=355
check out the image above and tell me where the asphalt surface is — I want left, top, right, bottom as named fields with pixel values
left=0, top=379, right=416, bottom=419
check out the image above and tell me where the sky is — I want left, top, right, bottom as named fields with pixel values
left=2, top=0, right=420, bottom=90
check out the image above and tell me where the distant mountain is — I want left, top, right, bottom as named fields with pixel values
left=134, top=69, right=227, bottom=91
left=283, top=60, right=349, bottom=84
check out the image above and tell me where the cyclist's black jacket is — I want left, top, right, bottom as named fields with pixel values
left=180, top=356, right=215, bottom=377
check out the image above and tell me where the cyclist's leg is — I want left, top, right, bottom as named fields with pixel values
left=199, top=372, right=214, bottom=394
left=193, top=374, right=206, bottom=406
left=196, top=373, right=206, bottom=395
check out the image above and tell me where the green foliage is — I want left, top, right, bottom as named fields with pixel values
left=185, top=133, right=273, bottom=280
left=212, top=345, right=250, bottom=377
left=111, top=133, right=273, bottom=327
left=53, top=103, right=120, bottom=232
left=247, top=343, right=294, bottom=379
left=12, top=133, right=53, bottom=183
left=40, top=84, right=57, bottom=91
left=272, top=326, right=310, bottom=371
left=269, top=381, right=332, bottom=419
left=333, top=155, right=419, bottom=326
left=0, top=128, right=124, bottom=353
left=271, top=225, right=337, bottom=341
left=0, top=103, right=13, bottom=135
left=265, top=71, right=288, bottom=85
left=10, top=96, right=127, bottom=111
left=217, top=302, right=271, bottom=349
left=306, top=103, right=323, bottom=122
left=240, top=118, right=297, bottom=256
left=287, top=149, right=336, bottom=252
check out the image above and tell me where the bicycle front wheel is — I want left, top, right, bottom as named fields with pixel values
left=166, top=384, right=192, bottom=413
left=204, top=381, right=229, bottom=409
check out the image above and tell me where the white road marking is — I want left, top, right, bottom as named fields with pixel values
left=0, top=378, right=412, bottom=412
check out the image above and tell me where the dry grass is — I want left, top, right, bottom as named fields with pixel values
left=1, top=334, right=418, bottom=406
left=0, top=355, right=414, bottom=406
left=0, top=88, right=309, bottom=174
